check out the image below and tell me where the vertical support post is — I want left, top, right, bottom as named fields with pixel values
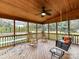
left=25, top=22, right=27, bottom=42
left=68, top=20, right=70, bottom=36
left=48, top=23, right=49, bottom=40
left=14, top=19, right=15, bottom=46
left=36, top=24, right=38, bottom=42
left=56, top=22, right=58, bottom=40
left=42, top=24, right=44, bottom=39
left=27, top=22, right=29, bottom=42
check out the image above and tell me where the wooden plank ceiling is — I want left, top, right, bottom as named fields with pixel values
left=0, top=0, right=79, bottom=24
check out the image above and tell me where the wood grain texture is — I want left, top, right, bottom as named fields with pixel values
left=0, top=40, right=79, bottom=59
left=0, top=0, right=79, bottom=23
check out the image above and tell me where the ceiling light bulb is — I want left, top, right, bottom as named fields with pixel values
left=41, top=13, right=46, bottom=16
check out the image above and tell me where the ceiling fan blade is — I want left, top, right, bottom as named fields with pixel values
left=46, top=12, right=51, bottom=15
left=46, top=9, right=52, bottom=12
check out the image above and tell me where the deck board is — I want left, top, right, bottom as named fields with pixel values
left=0, top=40, right=79, bottom=59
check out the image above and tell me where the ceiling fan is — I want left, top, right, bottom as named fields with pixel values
left=40, top=6, right=51, bottom=17
left=36, top=6, right=52, bottom=17
left=35, top=0, right=52, bottom=17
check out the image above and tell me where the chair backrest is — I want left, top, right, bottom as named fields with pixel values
left=63, top=36, right=72, bottom=44
left=56, top=36, right=72, bottom=51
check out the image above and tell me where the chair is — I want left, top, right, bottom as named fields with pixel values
left=56, top=36, right=72, bottom=51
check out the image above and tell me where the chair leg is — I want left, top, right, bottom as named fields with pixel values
left=51, top=53, right=53, bottom=59
left=51, top=54, right=52, bottom=59
left=59, top=57, right=61, bottom=59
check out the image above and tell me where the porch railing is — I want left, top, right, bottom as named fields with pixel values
left=0, top=33, right=79, bottom=48
left=0, top=34, right=27, bottom=47
left=49, top=33, right=79, bottom=44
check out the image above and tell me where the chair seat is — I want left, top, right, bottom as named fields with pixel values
left=50, top=47, right=64, bottom=59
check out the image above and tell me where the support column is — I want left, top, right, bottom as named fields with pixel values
left=27, top=22, right=29, bottom=42
left=48, top=23, right=49, bottom=40
left=14, top=19, right=15, bottom=46
left=42, top=24, right=44, bottom=39
left=68, top=20, right=70, bottom=36
left=36, top=24, right=38, bottom=42
left=56, top=22, right=58, bottom=40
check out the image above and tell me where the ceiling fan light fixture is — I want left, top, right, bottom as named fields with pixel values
left=41, top=12, right=46, bottom=16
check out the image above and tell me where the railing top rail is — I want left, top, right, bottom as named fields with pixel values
left=0, top=33, right=79, bottom=38
left=0, top=34, right=27, bottom=38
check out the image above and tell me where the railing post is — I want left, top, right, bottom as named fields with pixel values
left=77, top=36, right=78, bottom=44
left=75, top=36, right=76, bottom=44
left=5, top=37, right=6, bottom=47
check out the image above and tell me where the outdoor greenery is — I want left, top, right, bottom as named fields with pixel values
left=0, top=19, right=79, bottom=34
left=0, top=18, right=79, bottom=47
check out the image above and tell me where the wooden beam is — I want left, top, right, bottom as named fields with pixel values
left=0, top=13, right=43, bottom=24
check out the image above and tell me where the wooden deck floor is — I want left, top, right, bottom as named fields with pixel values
left=0, top=40, right=79, bottom=59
